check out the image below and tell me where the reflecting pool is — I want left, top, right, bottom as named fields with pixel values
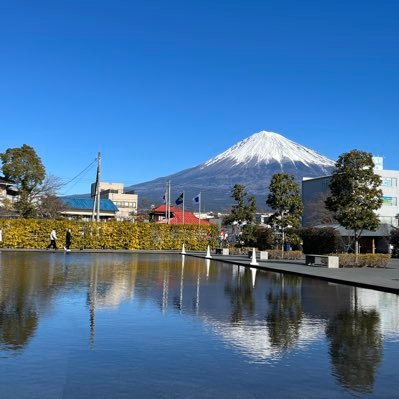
left=1, top=252, right=399, bottom=398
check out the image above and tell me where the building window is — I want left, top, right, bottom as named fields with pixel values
left=382, top=177, right=397, bottom=187
left=382, top=196, right=397, bottom=206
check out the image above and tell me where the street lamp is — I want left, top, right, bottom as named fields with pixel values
left=277, top=209, right=290, bottom=259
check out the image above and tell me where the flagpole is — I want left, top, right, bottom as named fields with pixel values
left=168, top=180, right=171, bottom=224
left=198, top=192, right=201, bottom=226
left=164, top=182, right=168, bottom=224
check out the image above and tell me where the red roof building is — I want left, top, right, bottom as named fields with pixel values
left=150, top=205, right=210, bottom=225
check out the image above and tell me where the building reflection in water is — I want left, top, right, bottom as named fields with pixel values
left=0, top=252, right=398, bottom=394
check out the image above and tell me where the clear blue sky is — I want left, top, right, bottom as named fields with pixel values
left=1, top=0, right=398, bottom=195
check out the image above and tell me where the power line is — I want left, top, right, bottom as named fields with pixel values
left=60, top=158, right=97, bottom=188
left=59, top=158, right=97, bottom=195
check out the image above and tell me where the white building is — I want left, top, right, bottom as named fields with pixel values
left=302, top=157, right=399, bottom=228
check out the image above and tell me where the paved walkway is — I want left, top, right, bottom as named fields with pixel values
left=186, top=251, right=399, bottom=294
left=1, top=248, right=399, bottom=294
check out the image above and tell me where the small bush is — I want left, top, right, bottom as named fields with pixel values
left=255, top=227, right=275, bottom=250
left=268, top=250, right=303, bottom=260
left=391, top=228, right=399, bottom=256
left=336, top=253, right=390, bottom=268
left=300, top=227, right=344, bottom=254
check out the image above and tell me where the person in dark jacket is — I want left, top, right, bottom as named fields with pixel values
left=64, top=229, right=72, bottom=251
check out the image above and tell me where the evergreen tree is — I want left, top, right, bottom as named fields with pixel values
left=224, top=184, right=257, bottom=246
left=0, top=144, right=46, bottom=218
left=266, top=173, right=303, bottom=230
left=325, top=150, right=382, bottom=254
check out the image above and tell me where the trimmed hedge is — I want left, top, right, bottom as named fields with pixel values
left=0, top=219, right=218, bottom=250
left=267, top=250, right=303, bottom=260
left=300, top=227, right=344, bottom=254
left=336, top=253, right=390, bottom=268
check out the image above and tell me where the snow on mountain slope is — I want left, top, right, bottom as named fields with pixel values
left=203, top=131, right=334, bottom=169
left=127, top=130, right=335, bottom=210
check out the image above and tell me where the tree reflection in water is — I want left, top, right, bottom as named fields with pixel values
left=224, top=267, right=255, bottom=324
left=0, top=305, right=38, bottom=351
left=266, top=274, right=303, bottom=352
left=0, top=262, right=41, bottom=351
left=326, top=308, right=383, bottom=393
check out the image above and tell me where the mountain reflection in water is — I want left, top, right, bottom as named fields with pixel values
left=0, top=252, right=398, bottom=396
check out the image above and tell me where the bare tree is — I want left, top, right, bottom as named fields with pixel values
left=34, top=175, right=66, bottom=219
left=306, top=192, right=336, bottom=226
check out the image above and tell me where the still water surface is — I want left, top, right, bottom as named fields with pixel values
left=0, top=252, right=399, bottom=398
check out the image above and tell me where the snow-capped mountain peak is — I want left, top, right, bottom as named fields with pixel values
left=203, top=130, right=335, bottom=168
left=127, top=129, right=335, bottom=210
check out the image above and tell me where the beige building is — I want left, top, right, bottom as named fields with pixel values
left=91, top=182, right=138, bottom=221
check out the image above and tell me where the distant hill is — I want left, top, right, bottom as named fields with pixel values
left=127, top=131, right=335, bottom=211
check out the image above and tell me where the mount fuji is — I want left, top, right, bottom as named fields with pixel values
left=127, top=131, right=335, bottom=211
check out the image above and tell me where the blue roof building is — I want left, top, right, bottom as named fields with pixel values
left=60, top=197, right=119, bottom=221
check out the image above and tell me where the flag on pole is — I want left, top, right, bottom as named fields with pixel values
left=175, top=192, right=184, bottom=206
left=192, top=193, right=201, bottom=204
left=162, top=193, right=166, bottom=203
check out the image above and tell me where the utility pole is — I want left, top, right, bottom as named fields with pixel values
left=92, top=152, right=101, bottom=222
left=96, top=153, right=101, bottom=222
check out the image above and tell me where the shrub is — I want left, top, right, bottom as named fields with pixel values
left=255, top=227, right=275, bottom=250
left=0, top=219, right=218, bottom=250
left=391, top=228, right=399, bottom=256
left=268, top=250, right=303, bottom=260
left=299, top=227, right=344, bottom=254
left=336, top=253, right=390, bottom=268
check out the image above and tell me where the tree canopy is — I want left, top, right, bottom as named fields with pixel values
left=0, top=144, right=45, bottom=192
left=325, top=150, right=383, bottom=253
left=223, top=184, right=257, bottom=246
left=223, top=184, right=256, bottom=225
left=266, top=173, right=303, bottom=230
left=0, top=144, right=62, bottom=218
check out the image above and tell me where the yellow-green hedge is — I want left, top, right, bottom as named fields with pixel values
left=0, top=219, right=218, bottom=250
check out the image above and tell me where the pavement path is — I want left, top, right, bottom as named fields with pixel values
left=186, top=252, right=399, bottom=294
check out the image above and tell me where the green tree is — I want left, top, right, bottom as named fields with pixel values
left=325, top=150, right=383, bottom=254
left=223, top=184, right=257, bottom=246
left=266, top=173, right=303, bottom=229
left=0, top=144, right=46, bottom=217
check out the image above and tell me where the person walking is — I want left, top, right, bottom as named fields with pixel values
left=47, top=229, right=58, bottom=250
left=64, top=229, right=72, bottom=252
